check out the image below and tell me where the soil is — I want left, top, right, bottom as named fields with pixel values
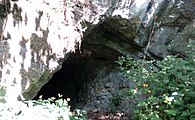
left=87, top=109, right=130, bottom=120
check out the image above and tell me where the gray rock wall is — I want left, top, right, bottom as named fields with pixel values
left=0, top=0, right=194, bottom=114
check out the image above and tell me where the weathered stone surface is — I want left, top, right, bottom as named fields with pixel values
left=73, top=0, right=195, bottom=118
left=147, top=26, right=179, bottom=59
left=0, top=0, right=195, bottom=119
left=132, top=0, right=174, bottom=47
left=142, top=0, right=195, bottom=59
left=34, top=43, right=122, bottom=108
left=0, top=0, right=84, bottom=103
left=83, top=16, right=143, bottom=56
left=76, top=68, right=136, bottom=115
left=160, top=0, right=195, bottom=28
left=168, top=20, right=195, bottom=57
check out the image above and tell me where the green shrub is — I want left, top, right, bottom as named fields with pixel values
left=0, top=95, right=87, bottom=120
left=33, top=95, right=88, bottom=120
left=117, top=40, right=195, bottom=120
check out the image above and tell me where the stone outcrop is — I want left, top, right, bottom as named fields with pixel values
left=0, top=0, right=84, bottom=103
left=147, top=0, right=195, bottom=59
left=0, top=0, right=195, bottom=118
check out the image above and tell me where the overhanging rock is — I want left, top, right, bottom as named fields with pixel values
left=0, top=0, right=176, bottom=103
left=0, top=0, right=84, bottom=103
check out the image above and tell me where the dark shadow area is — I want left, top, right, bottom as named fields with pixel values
left=33, top=43, right=121, bottom=109
left=0, top=0, right=11, bottom=19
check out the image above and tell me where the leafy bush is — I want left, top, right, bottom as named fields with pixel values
left=0, top=95, right=87, bottom=120
left=117, top=40, right=195, bottom=120
left=33, top=95, right=88, bottom=120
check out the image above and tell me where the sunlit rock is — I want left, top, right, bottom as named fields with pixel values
left=0, top=1, right=194, bottom=118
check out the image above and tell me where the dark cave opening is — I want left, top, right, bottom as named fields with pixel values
left=33, top=43, right=121, bottom=109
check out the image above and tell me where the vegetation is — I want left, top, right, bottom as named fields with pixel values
left=1, top=41, right=194, bottom=120
left=117, top=40, right=195, bottom=120
left=0, top=1, right=194, bottom=120
left=0, top=95, right=87, bottom=120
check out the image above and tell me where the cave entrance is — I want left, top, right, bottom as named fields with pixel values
left=33, top=43, right=121, bottom=109
left=33, top=16, right=142, bottom=109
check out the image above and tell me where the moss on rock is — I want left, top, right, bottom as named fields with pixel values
left=22, top=70, right=52, bottom=100
left=0, top=86, right=6, bottom=103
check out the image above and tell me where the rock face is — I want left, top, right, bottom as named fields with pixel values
left=0, top=0, right=84, bottom=103
left=0, top=0, right=195, bottom=118
left=34, top=44, right=122, bottom=108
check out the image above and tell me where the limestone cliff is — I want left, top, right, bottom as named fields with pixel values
left=0, top=1, right=194, bottom=114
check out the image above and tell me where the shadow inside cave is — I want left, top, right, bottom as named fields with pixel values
left=33, top=43, right=121, bottom=109
left=33, top=52, right=90, bottom=108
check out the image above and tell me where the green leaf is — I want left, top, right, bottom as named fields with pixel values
left=189, top=104, right=195, bottom=111
left=181, top=110, right=190, bottom=117
left=187, top=92, right=195, bottom=98
left=164, top=110, right=177, bottom=116
left=190, top=117, right=195, bottom=120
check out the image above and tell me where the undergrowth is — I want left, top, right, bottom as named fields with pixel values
left=0, top=95, right=87, bottom=120
left=117, top=40, right=195, bottom=120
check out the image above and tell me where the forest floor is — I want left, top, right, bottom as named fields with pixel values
left=87, top=109, right=130, bottom=120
